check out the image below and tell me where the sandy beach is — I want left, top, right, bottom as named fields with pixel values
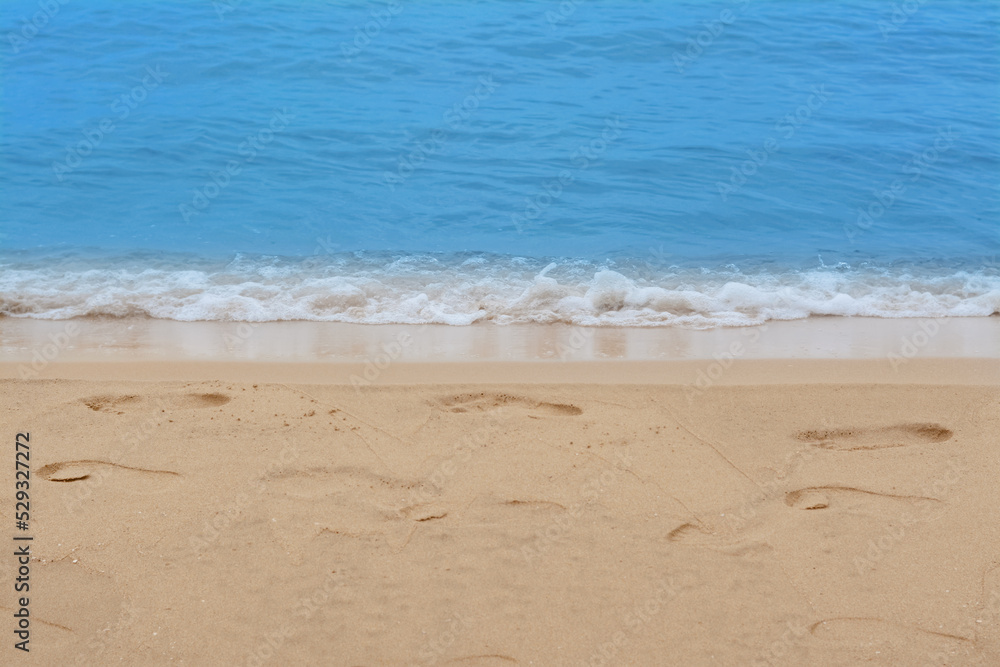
left=5, top=0, right=997, bottom=663
left=1, top=319, right=998, bottom=665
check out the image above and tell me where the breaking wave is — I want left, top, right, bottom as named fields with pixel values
left=1, top=253, right=997, bottom=328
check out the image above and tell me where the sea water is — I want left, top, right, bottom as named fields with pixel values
left=1, top=0, right=997, bottom=326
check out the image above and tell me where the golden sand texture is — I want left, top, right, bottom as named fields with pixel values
left=1, top=370, right=998, bottom=665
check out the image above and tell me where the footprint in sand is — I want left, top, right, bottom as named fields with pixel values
left=434, top=393, right=582, bottom=417
left=784, top=486, right=941, bottom=511
left=458, top=497, right=570, bottom=529
left=263, top=466, right=450, bottom=546
left=666, top=522, right=708, bottom=543
left=81, top=394, right=142, bottom=412
left=443, top=655, right=519, bottom=666
left=27, top=562, right=124, bottom=637
left=79, top=392, right=231, bottom=413
left=502, top=499, right=567, bottom=511
left=666, top=484, right=942, bottom=553
left=795, top=423, right=952, bottom=451
left=0, top=562, right=126, bottom=655
left=265, top=465, right=427, bottom=499
left=665, top=521, right=773, bottom=559
left=809, top=616, right=972, bottom=646
left=398, top=503, right=449, bottom=522
left=37, top=460, right=180, bottom=488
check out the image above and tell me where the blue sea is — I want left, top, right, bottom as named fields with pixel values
left=1, top=0, right=997, bottom=326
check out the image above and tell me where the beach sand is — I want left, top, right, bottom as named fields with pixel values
left=1, top=348, right=998, bottom=666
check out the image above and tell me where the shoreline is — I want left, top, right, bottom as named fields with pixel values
left=2, top=358, right=998, bottom=385
left=2, top=315, right=997, bottom=384
left=2, top=315, right=998, bottom=363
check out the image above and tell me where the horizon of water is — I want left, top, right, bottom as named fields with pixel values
left=1, top=0, right=998, bottom=326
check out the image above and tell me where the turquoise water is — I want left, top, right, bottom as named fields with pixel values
left=1, top=0, right=998, bottom=325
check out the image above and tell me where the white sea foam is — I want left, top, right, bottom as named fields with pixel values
left=0, top=254, right=997, bottom=328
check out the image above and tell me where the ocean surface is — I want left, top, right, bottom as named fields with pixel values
left=1, top=0, right=998, bottom=326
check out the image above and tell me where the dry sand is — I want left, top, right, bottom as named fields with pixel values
left=1, top=356, right=998, bottom=665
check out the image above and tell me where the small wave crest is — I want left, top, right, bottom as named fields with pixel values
left=0, top=254, right=997, bottom=328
